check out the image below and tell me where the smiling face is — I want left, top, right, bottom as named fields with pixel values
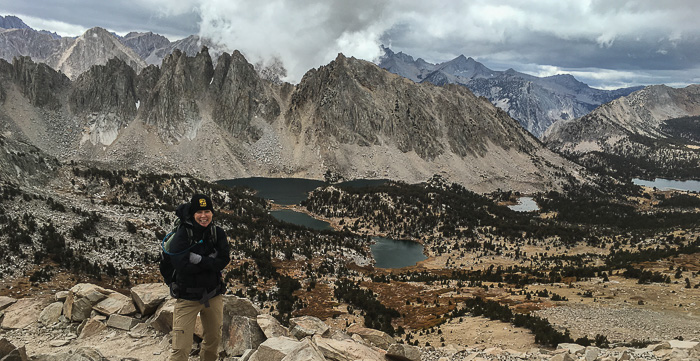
left=194, top=209, right=213, bottom=227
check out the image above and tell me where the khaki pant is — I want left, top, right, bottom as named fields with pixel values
left=170, top=295, right=223, bottom=361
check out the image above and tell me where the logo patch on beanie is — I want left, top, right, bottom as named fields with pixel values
left=199, top=198, right=207, bottom=207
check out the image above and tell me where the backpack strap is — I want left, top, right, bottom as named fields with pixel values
left=161, top=227, right=202, bottom=256
left=208, top=225, right=217, bottom=244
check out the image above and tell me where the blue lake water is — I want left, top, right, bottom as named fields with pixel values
left=218, top=177, right=423, bottom=268
left=218, top=177, right=389, bottom=205
left=370, top=237, right=427, bottom=269
left=633, top=178, right=700, bottom=192
left=218, top=177, right=325, bottom=205
left=507, top=197, right=540, bottom=212
left=271, top=209, right=332, bottom=231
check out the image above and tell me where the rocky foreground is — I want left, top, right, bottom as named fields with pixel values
left=0, top=283, right=699, bottom=361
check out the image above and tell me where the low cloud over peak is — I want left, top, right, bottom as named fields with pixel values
left=3, top=0, right=700, bottom=87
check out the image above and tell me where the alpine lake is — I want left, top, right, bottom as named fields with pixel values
left=217, top=177, right=427, bottom=268
left=632, top=178, right=700, bottom=192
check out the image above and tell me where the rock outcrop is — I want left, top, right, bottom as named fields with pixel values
left=11, top=56, right=69, bottom=110
left=140, top=48, right=213, bottom=142
left=69, top=58, right=139, bottom=145
left=210, top=50, right=280, bottom=141
left=1, top=283, right=698, bottom=361
left=0, top=337, right=29, bottom=361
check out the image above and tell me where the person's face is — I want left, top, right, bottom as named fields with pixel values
left=194, top=210, right=213, bottom=227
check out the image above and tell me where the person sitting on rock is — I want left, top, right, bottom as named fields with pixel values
left=169, top=193, right=230, bottom=361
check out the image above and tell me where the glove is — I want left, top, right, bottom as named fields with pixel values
left=208, top=249, right=218, bottom=258
left=189, top=252, right=202, bottom=264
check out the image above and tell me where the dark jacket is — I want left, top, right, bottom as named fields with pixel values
left=169, top=203, right=230, bottom=302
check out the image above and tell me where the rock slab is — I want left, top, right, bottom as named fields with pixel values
left=1, top=297, right=49, bottom=330
left=347, top=325, right=395, bottom=350
left=106, top=314, right=139, bottom=331
left=289, top=316, right=329, bottom=340
left=222, top=316, right=265, bottom=357
left=130, top=283, right=169, bottom=316
left=387, top=343, right=421, bottom=361
left=257, top=314, right=290, bottom=339
left=38, top=302, right=64, bottom=326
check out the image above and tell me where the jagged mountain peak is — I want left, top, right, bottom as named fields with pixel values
left=70, top=57, right=138, bottom=116
left=380, top=45, right=415, bottom=63
left=0, top=15, right=31, bottom=30
left=503, top=68, right=520, bottom=75
left=377, top=46, right=437, bottom=83
left=124, top=31, right=159, bottom=38
left=11, top=55, right=70, bottom=110
left=81, top=26, right=112, bottom=38
left=448, top=54, right=476, bottom=67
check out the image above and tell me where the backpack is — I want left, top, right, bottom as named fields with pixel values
left=158, top=218, right=215, bottom=285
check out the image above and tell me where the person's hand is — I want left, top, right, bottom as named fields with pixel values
left=189, top=252, right=202, bottom=264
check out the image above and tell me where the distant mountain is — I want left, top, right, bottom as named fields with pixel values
left=0, top=28, right=64, bottom=64
left=120, top=32, right=171, bottom=64
left=0, top=16, right=229, bottom=79
left=543, top=85, right=700, bottom=179
left=119, top=32, right=226, bottom=66
left=0, top=25, right=146, bottom=80
left=378, top=46, right=643, bottom=137
left=0, top=49, right=587, bottom=193
left=51, top=27, right=147, bottom=79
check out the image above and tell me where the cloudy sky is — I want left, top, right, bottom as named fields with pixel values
left=2, top=0, right=699, bottom=89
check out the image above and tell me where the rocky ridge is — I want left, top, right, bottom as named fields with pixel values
left=543, top=85, right=700, bottom=178
left=1, top=283, right=698, bottom=361
left=0, top=25, right=146, bottom=81
left=0, top=48, right=586, bottom=193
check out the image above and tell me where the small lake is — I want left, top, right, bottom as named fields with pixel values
left=218, top=177, right=389, bottom=205
left=219, top=177, right=325, bottom=205
left=219, top=177, right=424, bottom=268
left=370, top=237, right=427, bottom=269
left=633, top=178, right=700, bottom=192
left=271, top=209, right=332, bottom=231
left=507, top=197, right=540, bottom=212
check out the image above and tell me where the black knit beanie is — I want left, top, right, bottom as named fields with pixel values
left=190, top=193, right=214, bottom=214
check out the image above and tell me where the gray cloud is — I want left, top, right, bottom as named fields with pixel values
left=2, top=0, right=699, bottom=88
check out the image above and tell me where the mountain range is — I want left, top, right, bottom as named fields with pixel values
left=2, top=16, right=641, bottom=140
left=378, top=46, right=643, bottom=138
left=0, top=44, right=585, bottom=193
left=2, top=14, right=697, bottom=187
